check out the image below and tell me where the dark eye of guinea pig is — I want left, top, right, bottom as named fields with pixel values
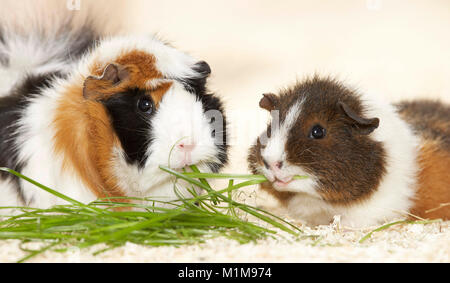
left=309, top=124, right=326, bottom=139
left=137, top=96, right=153, bottom=113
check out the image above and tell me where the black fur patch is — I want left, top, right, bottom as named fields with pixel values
left=102, top=89, right=155, bottom=168
left=0, top=72, right=63, bottom=203
left=182, top=61, right=211, bottom=95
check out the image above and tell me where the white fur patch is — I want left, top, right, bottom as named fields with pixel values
left=0, top=31, right=72, bottom=96
left=261, top=100, right=302, bottom=165
left=0, top=178, right=24, bottom=215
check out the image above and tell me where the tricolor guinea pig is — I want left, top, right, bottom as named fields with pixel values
left=0, top=17, right=228, bottom=209
left=248, top=76, right=449, bottom=227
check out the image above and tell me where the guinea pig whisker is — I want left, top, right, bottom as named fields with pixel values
left=297, top=161, right=321, bottom=166
left=300, top=148, right=317, bottom=156
left=293, top=147, right=317, bottom=159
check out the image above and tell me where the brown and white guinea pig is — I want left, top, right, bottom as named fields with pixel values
left=248, top=76, right=449, bottom=227
left=0, top=13, right=227, bottom=209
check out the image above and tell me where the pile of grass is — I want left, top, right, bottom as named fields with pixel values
left=0, top=165, right=306, bottom=262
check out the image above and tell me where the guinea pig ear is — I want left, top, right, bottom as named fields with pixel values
left=338, top=101, right=380, bottom=135
left=184, top=61, right=211, bottom=94
left=194, top=61, right=212, bottom=78
left=83, top=63, right=129, bottom=100
left=259, top=93, right=278, bottom=111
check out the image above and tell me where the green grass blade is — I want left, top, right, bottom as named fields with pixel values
left=359, top=219, right=442, bottom=243
left=0, top=168, right=104, bottom=214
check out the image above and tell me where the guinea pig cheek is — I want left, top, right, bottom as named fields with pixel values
left=273, top=164, right=321, bottom=197
left=273, top=165, right=318, bottom=195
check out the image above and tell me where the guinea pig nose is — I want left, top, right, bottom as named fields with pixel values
left=270, top=161, right=283, bottom=170
left=178, top=143, right=196, bottom=152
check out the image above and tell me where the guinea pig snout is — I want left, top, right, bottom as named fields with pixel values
left=177, top=143, right=196, bottom=152
left=262, top=158, right=283, bottom=172
left=171, top=141, right=197, bottom=168
left=262, top=159, right=293, bottom=184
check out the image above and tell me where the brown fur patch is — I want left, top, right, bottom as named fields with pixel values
left=53, top=83, right=126, bottom=200
left=410, top=141, right=450, bottom=220
left=91, top=51, right=161, bottom=80
left=87, top=50, right=168, bottom=105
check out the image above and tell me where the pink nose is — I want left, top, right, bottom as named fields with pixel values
left=270, top=161, right=283, bottom=170
left=178, top=143, right=196, bottom=152
left=178, top=143, right=196, bottom=167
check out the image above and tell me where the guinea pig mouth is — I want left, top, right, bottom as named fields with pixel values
left=273, top=177, right=293, bottom=187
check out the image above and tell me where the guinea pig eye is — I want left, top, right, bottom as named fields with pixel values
left=137, top=97, right=153, bottom=113
left=309, top=125, right=326, bottom=139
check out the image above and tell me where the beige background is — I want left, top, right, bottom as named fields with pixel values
left=111, top=0, right=450, bottom=175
